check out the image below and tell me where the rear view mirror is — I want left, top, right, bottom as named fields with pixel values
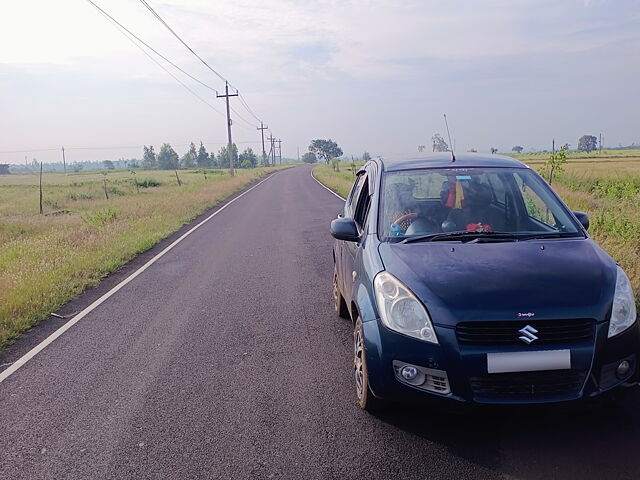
left=573, top=211, right=589, bottom=231
left=331, top=217, right=359, bottom=242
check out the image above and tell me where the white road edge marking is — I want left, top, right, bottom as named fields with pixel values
left=310, top=168, right=346, bottom=201
left=0, top=173, right=276, bottom=384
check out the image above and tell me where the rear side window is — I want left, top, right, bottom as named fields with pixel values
left=346, top=174, right=366, bottom=217
left=353, top=177, right=371, bottom=230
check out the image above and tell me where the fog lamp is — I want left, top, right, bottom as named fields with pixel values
left=401, top=366, right=418, bottom=381
left=616, top=360, right=631, bottom=379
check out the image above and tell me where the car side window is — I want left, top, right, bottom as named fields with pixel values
left=353, top=176, right=371, bottom=230
left=514, top=174, right=556, bottom=226
left=347, top=174, right=366, bottom=218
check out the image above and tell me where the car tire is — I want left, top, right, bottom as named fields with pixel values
left=354, top=316, right=386, bottom=413
left=333, top=267, right=350, bottom=319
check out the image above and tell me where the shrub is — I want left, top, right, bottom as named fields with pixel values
left=82, top=207, right=118, bottom=227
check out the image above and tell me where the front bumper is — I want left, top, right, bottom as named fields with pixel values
left=363, top=318, right=640, bottom=405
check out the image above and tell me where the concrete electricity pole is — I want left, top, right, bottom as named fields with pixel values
left=276, top=139, right=282, bottom=164
left=217, top=81, right=239, bottom=176
left=599, top=133, right=603, bottom=153
left=267, top=134, right=276, bottom=166
left=61, top=147, right=66, bottom=173
left=257, top=122, right=268, bottom=166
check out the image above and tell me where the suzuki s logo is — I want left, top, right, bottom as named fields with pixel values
left=518, top=325, right=539, bottom=344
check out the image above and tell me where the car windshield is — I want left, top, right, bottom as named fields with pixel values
left=379, top=167, right=582, bottom=242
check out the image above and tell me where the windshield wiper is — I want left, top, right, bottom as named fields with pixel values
left=400, top=231, right=519, bottom=244
left=512, top=232, right=582, bottom=240
left=400, top=230, right=583, bottom=244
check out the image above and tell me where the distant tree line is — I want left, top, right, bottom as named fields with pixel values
left=141, top=142, right=259, bottom=170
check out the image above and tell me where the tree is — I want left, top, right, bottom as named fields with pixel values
left=417, top=145, right=426, bottom=153
left=490, top=147, right=498, bottom=154
left=180, top=142, right=197, bottom=169
left=103, top=160, right=115, bottom=170
left=217, top=144, right=238, bottom=169
left=512, top=145, right=524, bottom=154
left=210, top=152, right=219, bottom=168
left=239, top=147, right=258, bottom=168
left=142, top=145, right=157, bottom=169
left=157, top=143, right=179, bottom=170
left=541, top=143, right=569, bottom=185
left=362, top=151, right=372, bottom=161
left=301, top=152, right=317, bottom=164
left=468, top=148, right=477, bottom=153
left=197, top=142, right=210, bottom=167
left=309, top=139, right=343, bottom=164
left=577, top=135, right=598, bottom=153
left=432, top=133, right=448, bottom=152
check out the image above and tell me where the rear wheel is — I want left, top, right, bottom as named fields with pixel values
left=333, top=267, right=349, bottom=319
left=354, top=317, right=385, bottom=413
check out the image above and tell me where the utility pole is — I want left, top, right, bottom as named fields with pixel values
left=277, top=139, right=282, bottom=164
left=216, top=81, right=239, bottom=176
left=297, top=146, right=300, bottom=162
left=257, top=122, right=268, bottom=166
left=599, top=133, right=603, bottom=153
left=267, top=141, right=273, bottom=167
left=267, top=134, right=275, bottom=166
left=61, top=146, right=66, bottom=173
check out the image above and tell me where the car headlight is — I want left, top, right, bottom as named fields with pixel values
left=608, top=266, right=637, bottom=338
left=373, top=271, right=438, bottom=344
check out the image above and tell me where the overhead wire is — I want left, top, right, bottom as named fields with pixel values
left=86, top=0, right=218, bottom=94
left=138, top=0, right=266, bottom=125
left=138, top=0, right=228, bottom=84
left=238, top=93, right=263, bottom=123
left=86, top=0, right=225, bottom=117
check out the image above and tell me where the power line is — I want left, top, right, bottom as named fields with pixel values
left=138, top=0, right=228, bottom=85
left=238, top=92, right=263, bottom=123
left=87, top=0, right=225, bottom=117
left=138, top=0, right=266, bottom=127
left=0, top=141, right=262, bottom=156
left=86, top=0, right=217, bottom=94
left=229, top=105, right=258, bottom=129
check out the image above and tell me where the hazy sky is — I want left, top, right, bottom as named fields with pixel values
left=1, top=0, right=639, bottom=164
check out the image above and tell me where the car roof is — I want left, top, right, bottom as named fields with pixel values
left=378, top=152, right=528, bottom=172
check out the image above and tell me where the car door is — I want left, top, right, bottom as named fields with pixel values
left=343, top=171, right=372, bottom=308
left=337, top=173, right=367, bottom=298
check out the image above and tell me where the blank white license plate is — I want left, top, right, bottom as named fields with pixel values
left=487, top=350, right=571, bottom=374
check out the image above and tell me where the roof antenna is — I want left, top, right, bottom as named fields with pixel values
left=444, top=114, right=455, bottom=162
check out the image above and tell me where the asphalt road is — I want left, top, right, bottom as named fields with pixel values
left=2, top=165, right=640, bottom=480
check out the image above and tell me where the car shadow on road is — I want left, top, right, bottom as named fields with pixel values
left=374, top=389, right=640, bottom=478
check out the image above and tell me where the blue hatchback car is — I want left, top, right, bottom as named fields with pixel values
left=330, top=153, right=638, bottom=411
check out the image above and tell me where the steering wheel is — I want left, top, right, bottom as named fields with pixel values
left=390, top=212, right=418, bottom=235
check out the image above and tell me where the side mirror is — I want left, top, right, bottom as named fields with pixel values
left=331, top=217, right=360, bottom=242
left=573, top=211, right=589, bottom=231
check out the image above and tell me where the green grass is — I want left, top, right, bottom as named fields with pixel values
left=0, top=166, right=291, bottom=348
left=313, top=159, right=640, bottom=304
left=312, top=163, right=361, bottom=198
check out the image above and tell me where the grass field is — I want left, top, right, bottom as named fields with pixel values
left=0, top=166, right=289, bottom=348
left=314, top=156, right=640, bottom=305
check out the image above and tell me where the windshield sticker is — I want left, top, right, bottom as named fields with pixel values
left=456, top=175, right=472, bottom=180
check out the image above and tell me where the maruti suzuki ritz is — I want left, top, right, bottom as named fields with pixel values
left=330, top=153, right=638, bottom=412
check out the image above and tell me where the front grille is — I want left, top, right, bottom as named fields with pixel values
left=470, top=370, right=586, bottom=399
left=456, top=319, right=594, bottom=346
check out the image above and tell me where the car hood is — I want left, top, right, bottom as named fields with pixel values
left=377, top=238, right=616, bottom=326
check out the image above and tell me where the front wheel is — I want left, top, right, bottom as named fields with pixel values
left=354, top=317, right=386, bottom=413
